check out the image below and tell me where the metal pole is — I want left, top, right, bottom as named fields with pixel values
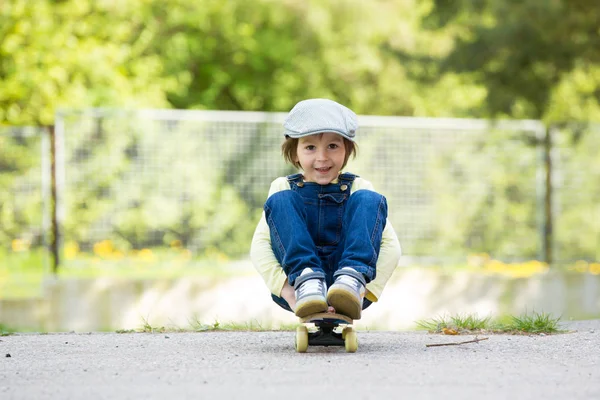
left=41, top=127, right=51, bottom=275
left=49, top=125, right=60, bottom=273
left=543, top=125, right=554, bottom=265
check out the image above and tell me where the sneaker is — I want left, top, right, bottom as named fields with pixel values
left=327, top=267, right=366, bottom=320
left=294, top=268, right=328, bottom=318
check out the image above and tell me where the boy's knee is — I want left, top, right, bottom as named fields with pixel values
left=348, top=189, right=387, bottom=210
left=264, top=190, right=302, bottom=211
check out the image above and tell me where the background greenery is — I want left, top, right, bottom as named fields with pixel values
left=4, top=0, right=598, bottom=123
left=1, top=0, right=599, bottom=273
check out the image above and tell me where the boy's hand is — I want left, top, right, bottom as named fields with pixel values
left=281, top=279, right=336, bottom=314
left=280, top=279, right=296, bottom=311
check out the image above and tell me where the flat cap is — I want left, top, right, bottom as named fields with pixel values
left=283, top=98, right=357, bottom=142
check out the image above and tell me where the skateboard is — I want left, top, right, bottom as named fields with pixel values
left=295, top=312, right=358, bottom=353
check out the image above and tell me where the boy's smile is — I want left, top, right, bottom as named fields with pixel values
left=294, top=132, right=346, bottom=185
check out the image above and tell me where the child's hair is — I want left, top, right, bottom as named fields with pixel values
left=281, top=134, right=358, bottom=170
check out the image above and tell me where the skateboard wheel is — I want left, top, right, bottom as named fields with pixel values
left=342, top=326, right=352, bottom=340
left=344, top=329, right=358, bottom=353
left=295, top=326, right=309, bottom=353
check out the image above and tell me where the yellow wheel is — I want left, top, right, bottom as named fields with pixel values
left=295, top=326, right=309, bottom=353
left=344, top=328, right=358, bottom=353
left=342, top=326, right=352, bottom=340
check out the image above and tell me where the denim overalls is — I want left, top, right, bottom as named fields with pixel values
left=264, top=173, right=388, bottom=312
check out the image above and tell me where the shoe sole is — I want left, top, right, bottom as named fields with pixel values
left=327, top=286, right=362, bottom=320
left=295, top=297, right=328, bottom=318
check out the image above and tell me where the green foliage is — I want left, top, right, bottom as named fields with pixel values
left=2, top=0, right=600, bottom=123
left=552, top=126, right=600, bottom=261
left=0, top=246, right=47, bottom=273
left=417, top=311, right=563, bottom=334
left=0, top=323, right=15, bottom=336
left=425, top=129, right=540, bottom=258
left=420, top=0, right=600, bottom=121
left=1, top=0, right=493, bottom=127
left=0, top=0, right=169, bottom=125
left=349, top=125, right=545, bottom=259
left=0, top=247, right=47, bottom=299
left=60, top=114, right=269, bottom=258
left=416, top=313, right=492, bottom=332
left=0, top=128, right=45, bottom=249
left=2, top=0, right=600, bottom=266
left=508, top=311, right=561, bottom=334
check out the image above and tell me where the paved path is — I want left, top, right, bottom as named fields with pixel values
left=1, top=320, right=598, bottom=399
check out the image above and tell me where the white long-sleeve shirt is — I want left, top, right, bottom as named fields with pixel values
left=250, top=175, right=402, bottom=302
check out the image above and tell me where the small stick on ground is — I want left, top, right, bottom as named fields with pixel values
left=426, top=336, right=489, bottom=347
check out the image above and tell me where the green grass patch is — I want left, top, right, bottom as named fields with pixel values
left=416, top=311, right=564, bottom=335
left=188, top=317, right=298, bottom=332
left=0, top=323, right=15, bottom=336
left=1, top=248, right=255, bottom=299
left=507, top=312, right=562, bottom=334
left=114, top=317, right=299, bottom=334
left=0, top=248, right=49, bottom=299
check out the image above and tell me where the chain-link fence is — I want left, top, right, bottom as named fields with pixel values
left=54, top=110, right=292, bottom=268
left=0, top=126, right=51, bottom=277
left=552, top=124, right=600, bottom=264
left=351, top=116, right=548, bottom=264
left=2, top=111, right=598, bottom=273
left=53, top=110, right=555, bottom=267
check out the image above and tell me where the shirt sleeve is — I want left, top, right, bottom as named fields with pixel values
left=250, top=177, right=290, bottom=296
left=351, top=178, right=402, bottom=302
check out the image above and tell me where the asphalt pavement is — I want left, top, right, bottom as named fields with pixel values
left=1, top=320, right=598, bottom=400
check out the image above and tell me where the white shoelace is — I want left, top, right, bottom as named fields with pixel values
left=297, top=279, right=325, bottom=298
left=336, top=275, right=365, bottom=296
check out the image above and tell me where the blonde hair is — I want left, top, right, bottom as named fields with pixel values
left=281, top=135, right=357, bottom=170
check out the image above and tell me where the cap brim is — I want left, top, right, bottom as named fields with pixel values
left=284, top=128, right=355, bottom=142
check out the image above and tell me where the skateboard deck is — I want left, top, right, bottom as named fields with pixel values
left=295, top=312, right=358, bottom=353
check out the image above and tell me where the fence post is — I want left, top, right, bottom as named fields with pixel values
left=542, top=125, right=554, bottom=265
left=48, top=123, right=66, bottom=274
left=48, top=125, right=60, bottom=273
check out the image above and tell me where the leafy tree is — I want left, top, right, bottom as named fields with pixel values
left=552, top=125, right=600, bottom=262
left=416, top=0, right=600, bottom=121
left=1, top=0, right=490, bottom=123
left=2, top=0, right=598, bottom=264
left=0, top=129, right=44, bottom=249
left=0, top=0, right=169, bottom=126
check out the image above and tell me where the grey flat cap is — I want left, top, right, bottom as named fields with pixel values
left=283, top=98, right=357, bottom=141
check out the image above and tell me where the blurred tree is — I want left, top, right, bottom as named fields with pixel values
left=0, top=0, right=169, bottom=126
left=143, top=0, right=418, bottom=115
left=0, top=131, right=42, bottom=249
left=2, top=0, right=598, bottom=263
left=413, top=0, right=600, bottom=121
left=401, top=0, right=600, bottom=264
left=426, top=129, right=540, bottom=259
left=552, top=125, right=600, bottom=262
left=0, top=0, right=488, bottom=124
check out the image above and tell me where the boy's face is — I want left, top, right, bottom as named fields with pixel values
left=294, top=132, right=346, bottom=185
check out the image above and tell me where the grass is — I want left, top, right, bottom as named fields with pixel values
left=113, top=316, right=299, bottom=334
left=509, top=312, right=562, bottom=334
left=0, top=323, right=15, bottom=336
left=110, top=312, right=565, bottom=335
left=3, top=248, right=598, bottom=300
left=0, top=312, right=569, bottom=335
left=416, top=311, right=564, bottom=335
left=0, top=250, right=255, bottom=299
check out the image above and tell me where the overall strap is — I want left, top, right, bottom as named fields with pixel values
left=338, top=172, right=358, bottom=190
left=286, top=173, right=304, bottom=185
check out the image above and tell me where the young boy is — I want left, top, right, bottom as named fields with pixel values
left=250, top=98, right=401, bottom=320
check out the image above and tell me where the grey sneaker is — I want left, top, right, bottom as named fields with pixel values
left=327, top=267, right=366, bottom=320
left=294, top=268, right=328, bottom=317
